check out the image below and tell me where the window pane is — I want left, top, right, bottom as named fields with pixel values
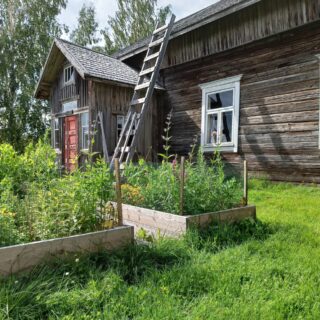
left=117, top=115, right=125, bottom=140
left=82, top=128, right=89, bottom=149
left=208, top=90, right=233, bottom=110
left=81, top=112, right=89, bottom=126
left=81, top=112, right=89, bottom=149
left=207, top=114, right=218, bottom=145
left=221, top=111, right=233, bottom=143
left=54, top=118, right=60, bottom=149
left=62, top=100, right=77, bottom=112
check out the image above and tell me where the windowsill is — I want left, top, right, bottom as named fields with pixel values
left=54, top=106, right=89, bottom=118
left=202, top=145, right=237, bottom=153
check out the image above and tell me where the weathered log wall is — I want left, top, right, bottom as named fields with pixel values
left=164, top=0, right=320, bottom=68
left=162, top=22, right=320, bottom=183
left=123, top=0, right=320, bottom=71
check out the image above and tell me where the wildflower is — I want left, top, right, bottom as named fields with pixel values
left=172, top=159, right=177, bottom=169
left=64, top=272, right=70, bottom=276
left=75, top=258, right=79, bottom=263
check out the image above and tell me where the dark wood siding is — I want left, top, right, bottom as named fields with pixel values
left=162, top=22, right=320, bottom=183
left=123, top=0, right=320, bottom=71
left=50, top=61, right=89, bottom=115
left=91, top=82, right=163, bottom=160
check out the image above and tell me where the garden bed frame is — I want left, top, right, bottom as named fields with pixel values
left=0, top=226, right=133, bottom=277
left=121, top=204, right=256, bottom=237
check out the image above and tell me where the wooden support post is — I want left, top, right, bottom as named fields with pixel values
left=180, top=156, right=185, bottom=215
left=243, top=160, right=248, bottom=206
left=114, top=158, right=123, bottom=226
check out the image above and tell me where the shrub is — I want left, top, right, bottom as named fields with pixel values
left=15, top=160, right=115, bottom=242
left=0, top=140, right=115, bottom=245
left=0, top=208, right=19, bottom=246
left=123, top=150, right=242, bottom=215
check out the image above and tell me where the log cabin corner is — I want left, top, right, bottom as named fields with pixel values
left=36, top=0, right=320, bottom=182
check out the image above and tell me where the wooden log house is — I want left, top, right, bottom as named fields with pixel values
left=36, top=0, right=320, bottom=182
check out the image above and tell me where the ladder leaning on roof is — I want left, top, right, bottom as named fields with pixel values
left=110, top=14, right=176, bottom=168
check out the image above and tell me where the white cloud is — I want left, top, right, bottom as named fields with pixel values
left=58, top=0, right=219, bottom=31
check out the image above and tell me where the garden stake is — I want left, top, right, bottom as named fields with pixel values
left=114, top=158, right=123, bottom=226
left=243, top=160, right=248, bottom=206
left=180, top=156, right=185, bottom=215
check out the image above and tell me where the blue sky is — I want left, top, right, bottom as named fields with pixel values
left=58, top=0, right=219, bottom=32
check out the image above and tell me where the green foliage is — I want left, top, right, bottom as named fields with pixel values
left=0, top=139, right=57, bottom=197
left=102, top=0, right=172, bottom=54
left=2, top=182, right=320, bottom=319
left=70, top=3, right=100, bottom=47
left=16, top=161, right=114, bottom=242
left=0, top=0, right=67, bottom=151
left=123, top=151, right=242, bottom=215
left=0, top=142, right=115, bottom=245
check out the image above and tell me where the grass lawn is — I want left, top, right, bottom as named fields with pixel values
left=1, top=180, right=320, bottom=319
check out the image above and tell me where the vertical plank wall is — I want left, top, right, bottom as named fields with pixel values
left=92, top=82, right=163, bottom=160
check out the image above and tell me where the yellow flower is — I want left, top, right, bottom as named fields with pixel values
left=121, top=184, right=144, bottom=205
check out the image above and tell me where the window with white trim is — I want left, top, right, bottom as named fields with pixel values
left=116, top=115, right=137, bottom=142
left=53, top=118, right=60, bottom=150
left=64, top=66, right=74, bottom=85
left=200, top=75, right=242, bottom=152
left=80, top=112, right=89, bottom=150
left=62, top=100, right=77, bottom=113
left=117, top=115, right=126, bottom=141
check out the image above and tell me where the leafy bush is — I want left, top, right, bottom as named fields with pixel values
left=0, top=139, right=57, bottom=197
left=123, top=150, right=242, bottom=215
left=0, top=141, right=115, bottom=246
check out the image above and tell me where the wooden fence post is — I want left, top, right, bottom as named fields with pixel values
left=114, top=158, right=123, bottom=226
left=180, top=156, right=185, bottom=215
left=243, top=160, right=248, bottom=206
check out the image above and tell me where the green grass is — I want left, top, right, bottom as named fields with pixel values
left=1, top=180, right=320, bottom=319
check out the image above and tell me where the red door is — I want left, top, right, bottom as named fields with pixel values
left=64, top=115, right=78, bottom=171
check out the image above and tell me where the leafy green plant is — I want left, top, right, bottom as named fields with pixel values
left=122, top=112, right=242, bottom=215
left=0, top=140, right=115, bottom=246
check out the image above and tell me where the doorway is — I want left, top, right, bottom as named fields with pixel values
left=64, top=115, right=78, bottom=171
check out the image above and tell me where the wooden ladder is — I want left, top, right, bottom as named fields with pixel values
left=110, top=14, right=176, bottom=168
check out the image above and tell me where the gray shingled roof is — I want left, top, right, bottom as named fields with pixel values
left=56, top=38, right=139, bottom=85
left=114, top=0, right=260, bottom=59
left=35, top=38, right=165, bottom=99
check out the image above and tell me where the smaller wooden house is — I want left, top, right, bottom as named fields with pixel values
left=35, top=39, right=164, bottom=170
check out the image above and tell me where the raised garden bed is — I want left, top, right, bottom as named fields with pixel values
left=120, top=203, right=256, bottom=237
left=0, top=226, right=133, bottom=277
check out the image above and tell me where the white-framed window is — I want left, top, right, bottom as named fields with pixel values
left=53, top=118, right=60, bottom=150
left=116, top=115, right=137, bottom=141
left=64, top=66, right=74, bottom=85
left=62, top=100, right=78, bottom=113
left=200, top=75, right=242, bottom=152
left=117, top=115, right=126, bottom=141
left=80, top=112, right=89, bottom=150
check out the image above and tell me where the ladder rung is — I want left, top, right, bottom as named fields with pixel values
left=153, top=24, right=167, bottom=35
left=149, top=37, right=164, bottom=48
left=139, top=67, right=155, bottom=76
left=135, top=82, right=150, bottom=90
left=131, top=97, right=145, bottom=106
left=144, top=52, right=159, bottom=62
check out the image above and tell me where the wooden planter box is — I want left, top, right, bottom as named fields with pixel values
left=0, top=226, right=134, bottom=277
left=121, top=204, right=256, bottom=237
